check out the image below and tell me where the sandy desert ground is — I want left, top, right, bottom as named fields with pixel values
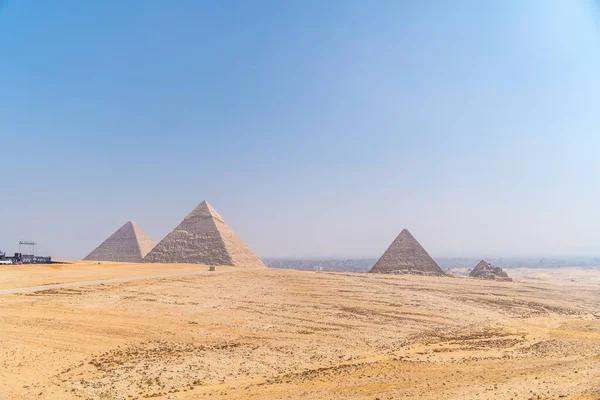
left=0, top=262, right=599, bottom=400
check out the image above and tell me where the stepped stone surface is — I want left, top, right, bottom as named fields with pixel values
left=141, top=201, right=266, bottom=268
left=469, top=260, right=513, bottom=282
left=369, top=229, right=445, bottom=276
left=83, top=221, right=156, bottom=262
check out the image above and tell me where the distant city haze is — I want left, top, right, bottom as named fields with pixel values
left=1, top=1, right=599, bottom=260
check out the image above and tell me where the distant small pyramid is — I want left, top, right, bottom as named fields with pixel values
left=141, top=201, right=266, bottom=268
left=83, top=221, right=156, bottom=262
left=369, top=229, right=445, bottom=276
left=469, top=260, right=512, bottom=281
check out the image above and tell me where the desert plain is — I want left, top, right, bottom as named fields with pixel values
left=0, top=262, right=599, bottom=400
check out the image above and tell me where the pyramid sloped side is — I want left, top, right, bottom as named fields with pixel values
left=131, top=222, right=157, bottom=258
left=84, top=222, right=146, bottom=262
left=141, top=205, right=233, bottom=265
left=214, top=219, right=266, bottom=268
left=369, top=230, right=445, bottom=276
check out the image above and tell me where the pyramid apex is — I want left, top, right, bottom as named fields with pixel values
left=199, top=200, right=217, bottom=208
left=125, top=220, right=140, bottom=230
left=398, top=229, right=415, bottom=240
left=188, top=200, right=225, bottom=223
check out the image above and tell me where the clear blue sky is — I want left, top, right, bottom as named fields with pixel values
left=1, top=0, right=599, bottom=259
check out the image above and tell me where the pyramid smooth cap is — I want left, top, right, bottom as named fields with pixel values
left=184, top=200, right=225, bottom=223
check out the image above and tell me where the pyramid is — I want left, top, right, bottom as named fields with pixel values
left=141, top=201, right=266, bottom=268
left=83, top=221, right=156, bottom=262
left=369, top=229, right=445, bottom=276
left=469, top=260, right=512, bottom=282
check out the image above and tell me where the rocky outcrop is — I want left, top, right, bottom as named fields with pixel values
left=469, top=260, right=512, bottom=282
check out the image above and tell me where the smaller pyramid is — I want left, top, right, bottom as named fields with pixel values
left=369, top=229, right=445, bottom=276
left=469, top=260, right=512, bottom=282
left=141, top=201, right=266, bottom=268
left=83, top=221, right=156, bottom=262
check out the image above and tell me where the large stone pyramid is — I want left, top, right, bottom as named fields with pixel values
left=369, top=229, right=445, bottom=276
left=469, top=260, right=512, bottom=282
left=141, top=201, right=266, bottom=268
left=83, top=221, right=156, bottom=262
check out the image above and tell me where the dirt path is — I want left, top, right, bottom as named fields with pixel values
left=0, top=269, right=238, bottom=295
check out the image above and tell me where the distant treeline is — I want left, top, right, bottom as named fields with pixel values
left=263, top=257, right=600, bottom=272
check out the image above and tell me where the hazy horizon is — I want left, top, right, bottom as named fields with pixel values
left=2, top=1, right=600, bottom=260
